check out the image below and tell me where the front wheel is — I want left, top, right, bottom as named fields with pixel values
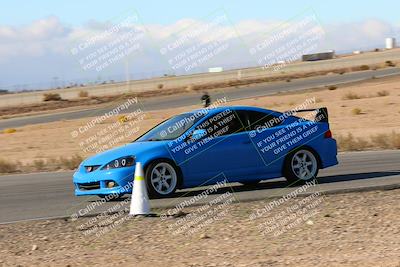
left=145, top=160, right=181, bottom=198
left=284, top=148, right=319, bottom=184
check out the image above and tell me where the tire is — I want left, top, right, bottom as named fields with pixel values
left=283, top=148, right=319, bottom=184
left=239, top=180, right=261, bottom=186
left=145, top=159, right=181, bottom=198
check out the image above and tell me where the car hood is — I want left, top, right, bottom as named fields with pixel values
left=82, top=141, right=167, bottom=166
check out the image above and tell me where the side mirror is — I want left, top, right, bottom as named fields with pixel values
left=188, top=129, right=207, bottom=142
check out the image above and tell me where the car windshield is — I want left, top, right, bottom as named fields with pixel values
left=136, top=112, right=206, bottom=141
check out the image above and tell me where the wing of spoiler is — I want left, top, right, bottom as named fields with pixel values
left=287, top=107, right=329, bottom=123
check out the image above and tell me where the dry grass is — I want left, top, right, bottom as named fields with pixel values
left=359, top=65, right=370, bottom=71
left=385, top=60, right=396, bottom=67
left=118, top=115, right=129, bottom=123
left=343, top=92, right=363, bottom=100
left=0, top=159, right=17, bottom=173
left=371, top=132, right=400, bottom=149
left=58, top=155, right=83, bottom=170
left=376, top=90, right=390, bottom=97
left=337, top=133, right=370, bottom=151
left=337, top=131, right=400, bottom=151
left=78, top=90, right=89, bottom=98
left=351, top=108, right=362, bottom=115
left=43, top=93, right=62, bottom=102
left=33, top=159, right=46, bottom=171
left=0, top=155, right=83, bottom=174
left=2, top=128, right=16, bottom=134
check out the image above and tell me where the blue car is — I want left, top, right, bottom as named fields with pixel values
left=73, top=106, right=338, bottom=198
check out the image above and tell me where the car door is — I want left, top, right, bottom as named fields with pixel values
left=171, top=109, right=265, bottom=186
left=245, top=110, right=286, bottom=174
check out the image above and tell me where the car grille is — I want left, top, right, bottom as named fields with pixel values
left=78, top=182, right=100, bottom=190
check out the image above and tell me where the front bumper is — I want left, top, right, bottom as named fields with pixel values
left=73, top=166, right=135, bottom=196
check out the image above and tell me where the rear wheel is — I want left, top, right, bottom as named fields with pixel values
left=284, top=148, right=319, bottom=184
left=145, top=160, right=181, bottom=198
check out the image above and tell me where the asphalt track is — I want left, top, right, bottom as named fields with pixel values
left=1, top=67, right=400, bottom=130
left=0, top=150, right=399, bottom=224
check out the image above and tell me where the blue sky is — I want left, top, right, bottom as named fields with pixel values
left=1, top=0, right=399, bottom=26
left=0, top=0, right=399, bottom=88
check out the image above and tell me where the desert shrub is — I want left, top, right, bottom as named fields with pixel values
left=337, top=133, right=370, bottom=151
left=328, top=85, right=337, bottom=90
left=2, top=128, right=16, bottom=134
left=385, top=60, right=396, bottom=67
left=59, top=155, right=83, bottom=170
left=46, top=158, right=60, bottom=170
left=360, top=65, right=370, bottom=71
left=370, top=132, right=400, bottom=149
left=370, top=134, right=391, bottom=149
left=343, top=92, right=362, bottom=100
left=390, top=132, right=400, bottom=149
left=338, top=132, right=400, bottom=151
left=376, top=90, right=389, bottom=97
left=78, top=90, right=89, bottom=98
left=0, top=159, right=17, bottom=173
left=157, top=84, right=164, bottom=89
left=351, top=108, right=362, bottom=115
left=118, top=115, right=129, bottom=123
left=33, top=159, right=46, bottom=171
left=185, top=84, right=195, bottom=92
left=43, top=93, right=62, bottom=102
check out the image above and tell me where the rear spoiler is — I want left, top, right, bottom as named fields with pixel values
left=288, top=107, right=329, bottom=123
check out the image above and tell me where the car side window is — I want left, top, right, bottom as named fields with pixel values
left=195, top=109, right=247, bottom=137
left=246, top=110, right=283, bottom=130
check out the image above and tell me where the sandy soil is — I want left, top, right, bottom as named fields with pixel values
left=0, top=189, right=399, bottom=266
left=1, top=75, right=400, bottom=166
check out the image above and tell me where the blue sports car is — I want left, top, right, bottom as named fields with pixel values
left=73, top=106, right=338, bottom=198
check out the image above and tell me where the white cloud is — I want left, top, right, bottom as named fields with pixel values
left=0, top=16, right=399, bottom=87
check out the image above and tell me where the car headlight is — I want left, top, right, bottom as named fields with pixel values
left=102, top=156, right=135, bottom=170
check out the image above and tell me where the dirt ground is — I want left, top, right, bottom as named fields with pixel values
left=0, top=189, right=399, bottom=267
left=1, top=74, right=400, bottom=168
